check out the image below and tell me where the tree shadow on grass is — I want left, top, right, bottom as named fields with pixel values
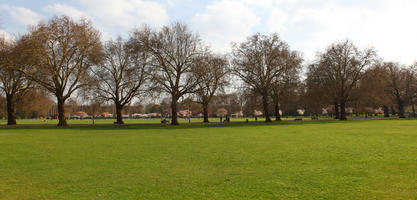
left=1, top=118, right=409, bottom=131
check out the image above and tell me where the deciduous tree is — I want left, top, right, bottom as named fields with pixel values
left=270, top=50, right=302, bottom=121
left=383, top=62, right=416, bottom=118
left=312, top=40, right=376, bottom=120
left=0, top=37, right=31, bottom=125
left=90, top=37, right=149, bottom=124
left=232, top=33, right=293, bottom=122
left=356, top=64, right=392, bottom=117
left=193, top=53, right=229, bottom=123
left=304, top=64, right=331, bottom=118
left=21, top=16, right=101, bottom=126
left=132, top=23, right=202, bottom=125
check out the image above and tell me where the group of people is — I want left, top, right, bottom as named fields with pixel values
left=219, top=116, right=230, bottom=123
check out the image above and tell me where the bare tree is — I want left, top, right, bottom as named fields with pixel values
left=412, top=62, right=417, bottom=117
left=193, top=52, right=229, bottom=123
left=356, top=64, right=392, bottom=117
left=313, top=40, right=376, bottom=120
left=89, top=37, right=149, bottom=124
left=232, top=33, right=292, bottom=122
left=20, top=16, right=101, bottom=126
left=270, top=50, right=302, bottom=121
left=304, top=64, right=331, bottom=118
left=132, top=23, right=202, bottom=125
left=306, top=63, right=342, bottom=119
left=17, top=89, right=54, bottom=119
left=87, top=101, right=103, bottom=124
left=384, top=62, right=416, bottom=118
left=0, top=36, right=32, bottom=125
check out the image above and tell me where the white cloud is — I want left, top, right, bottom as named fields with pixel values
left=43, top=3, right=113, bottom=41
left=267, top=7, right=288, bottom=35
left=167, top=0, right=183, bottom=7
left=0, top=4, right=42, bottom=26
left=0, top=29, right=14, bottom=42
left=242, top=0, right=275, bottom=7
left=1, top=0, right=417, bottom=64
left=233, top=0, right=417, bottom=64
left=361, top=1, right=417, bottom=64
left=286, top=0, right=417, bottom=64
left=41, top=0, right=169, bottom=40
left=76, top=0, right=169, bottom=30
left=190, top=0, right=260, bottom=53
left=45, top=4, right=88, bottom=20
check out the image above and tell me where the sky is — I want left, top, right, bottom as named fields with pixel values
left=0, top=0, right=416, bottom=65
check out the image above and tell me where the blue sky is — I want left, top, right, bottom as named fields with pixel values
left=1, top=0, right=416, bottom=64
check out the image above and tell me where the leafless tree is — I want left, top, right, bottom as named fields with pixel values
left=270, top=50, right=302, bottom=121
left=383, top=62, right=416, bottom=118
left=355, top=64, right=392, bottom=117
left=0, top=36, right=31, bottom=125
left=304, top=64, right=330, bottom=118
left=17, top=89, right=54, bottom=119
left=20, top=16, right=101, bottom=126
left=306, top=63, right=341, bottom=118
left=232, top=33, right=293, bottom=122
left=89, top=37, right=149, bottom=124
left=132, top=23, right=203, bottom=125
left=193, top=52, right=229, bottom=122
left=412, top=62, right=417, bottom=117
left=86, top=101, right=103, bottom=124
left=313, top=40, right=376, bottom=120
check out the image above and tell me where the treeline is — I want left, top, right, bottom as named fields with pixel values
left=0, top=15, right=416, bottom=126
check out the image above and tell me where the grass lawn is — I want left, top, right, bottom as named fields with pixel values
left=0, top=119, right=416, bottom=199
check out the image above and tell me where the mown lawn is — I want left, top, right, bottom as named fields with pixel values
left=0, top=119, right=416, bottom=199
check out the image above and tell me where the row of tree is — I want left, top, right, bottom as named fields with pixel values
left=0, top=15, right=416, bottom=126
left=304, top=42, right=417, bottom=120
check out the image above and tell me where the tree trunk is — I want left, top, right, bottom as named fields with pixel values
left=412, top=104, right=416, bottom=118
left=203, top=103, right=209, bottom=123
left=334, top=101, right=339, bottom=119
left=262, top=94, right=271, bottom=122
left=340, top=100, right=347, bottom=120
left=115, top=103, right=124, bottom=124
left=391, top=106, right=396, bottom=115
left=6, top=94, right=16, bottom=125
left=383, top=105, right=390, bottom=117
left=274, top=103, right=281, bottom=121
left=171, top=95, right=179, bottom=125
left=397, top=99, right=405, bottom=118
left=57, top=96, right=68, bottom=126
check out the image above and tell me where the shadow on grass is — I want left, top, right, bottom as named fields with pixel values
left=1, top=117, right=413, bottom=131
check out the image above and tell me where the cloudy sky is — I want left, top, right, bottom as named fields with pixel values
left=0, top=0, right=416, bottom=64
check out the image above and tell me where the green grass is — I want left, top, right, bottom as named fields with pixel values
left=0, top=119, right=416, bottom=199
